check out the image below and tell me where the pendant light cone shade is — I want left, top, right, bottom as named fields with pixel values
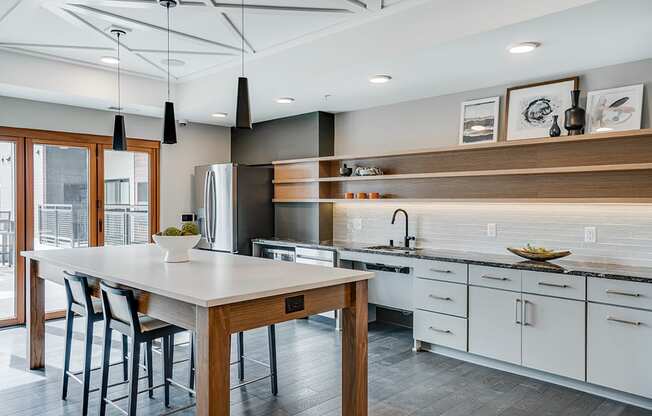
left=113, top=114, right=127, bottom=151
left=163, top=101, right=177, bottom=144
left=236, top=77, right=251, bottom=129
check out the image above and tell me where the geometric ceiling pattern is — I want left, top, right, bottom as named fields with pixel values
left=0, top=0, right=396, bottom=80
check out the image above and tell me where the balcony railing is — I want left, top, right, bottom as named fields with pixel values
left=104, top=204, right=149, bottom=246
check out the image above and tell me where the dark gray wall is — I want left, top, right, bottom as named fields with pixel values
left=232, top=111, right=334, bottom=165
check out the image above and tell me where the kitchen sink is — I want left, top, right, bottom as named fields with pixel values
left=364, top=245, right=422, bottom=254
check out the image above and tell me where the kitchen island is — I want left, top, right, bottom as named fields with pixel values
left=21, top=244, right=374, bottom=416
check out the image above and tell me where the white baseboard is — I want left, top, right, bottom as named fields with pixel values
left=417, top=342, right=652, bottom=410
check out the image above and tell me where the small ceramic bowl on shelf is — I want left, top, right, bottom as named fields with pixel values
left=369, top=192, right=381, bottom=199
left=345, top=192, right=354, bottom=199
left=356, top=192, right=368, bottom=199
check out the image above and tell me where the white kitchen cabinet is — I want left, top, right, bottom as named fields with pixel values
left=368, top=268, right=413, bottom=311
left=414, top=309, right=467, bottom=351
left=414, top=278, right=467, bottom=318
left=587, top=303, right=652, bottom=399
left=521, top=293, right=585, bottom=380
left=468, top=286, right=522, bottom=365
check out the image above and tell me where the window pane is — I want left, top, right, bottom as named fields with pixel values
left=104, top=150, right=150, bottom=246
left=33, top=144, right=89, bottom=313
left=0, top=142, right=16, bottom=321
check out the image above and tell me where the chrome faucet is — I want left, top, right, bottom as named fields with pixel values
left=391, top=209, right=415, bottom=248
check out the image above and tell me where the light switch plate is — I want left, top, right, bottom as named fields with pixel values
left=487, top=223, right=497, bottom=238
left=584, top=226, right=597, bottom=243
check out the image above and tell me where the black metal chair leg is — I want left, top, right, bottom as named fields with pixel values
left=81, top=317, right=94, bottom=416
left=98, top=325, right=113, bottom=416
left=188, top=333, right=195, bottom=396
left=237, top=331, right=245, bottom=381
left=162, top=335, right=171, bottom=408
left=146, top=340, right=154, bottom=398
left=126, top=340, right=141, bottom=416
left=268, top=325, right=278, bottom=396
left=122, top=334, right=129, bottom=381
left=61, top=309, right=74, bottom=400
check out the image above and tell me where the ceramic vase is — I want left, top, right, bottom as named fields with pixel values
left=549, top=115, right=561, bottom=137
left=564, top=90, right=586, bottom=135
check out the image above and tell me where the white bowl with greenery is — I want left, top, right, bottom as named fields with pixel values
left=153, top=223, right=201, bottom=263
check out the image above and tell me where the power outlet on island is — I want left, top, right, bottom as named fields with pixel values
left=487, top=223, right=497, bottom=238
left=584, top=226, right=597, bottom=243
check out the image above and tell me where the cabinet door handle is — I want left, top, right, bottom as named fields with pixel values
left=538, top=282, right=569, bottom=288
left=430, top=268, right=452, bottom=274
left=428, top=294, right=452, bottom=301
left=482, top=275, right=509, bottom=281
left=606, top=289, right=641, bottom=298
left=607, top=316, right=642, bottom=327
left=428, top=326, right=452, bottom=334
left=515, top=298, right=521, bottom=324
left=523, top=299, right=531, bottom=326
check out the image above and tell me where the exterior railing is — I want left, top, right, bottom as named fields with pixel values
left=104, top=204, right=149, bottom=246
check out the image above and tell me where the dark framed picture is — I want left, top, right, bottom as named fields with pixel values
left=505, top=77, right=579, bottom=140
left=458, top=96, right=500, bottom=145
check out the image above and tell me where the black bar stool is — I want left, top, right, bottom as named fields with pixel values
left=98, top=282, right=186, bottom=416
left=61, top=271, right=132, bottom=416
left=187, top=326, right=278, bottom=396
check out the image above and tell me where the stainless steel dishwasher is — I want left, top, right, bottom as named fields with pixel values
left=295, top=247, right=340, bottom=328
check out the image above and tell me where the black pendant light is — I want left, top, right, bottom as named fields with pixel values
left=235, top=0, right=251, bottom=129
left=160, top=0, right=178, bottom=144
left=111, top=29, right=127, bottom=151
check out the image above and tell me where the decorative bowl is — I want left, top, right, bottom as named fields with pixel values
left=354, top=166, right=383, bottom=176
left=507, top=247, right=571, bottom=262
left=153, top=234, right=201, bottom=263
left=339, top=164, right=353, bottom=177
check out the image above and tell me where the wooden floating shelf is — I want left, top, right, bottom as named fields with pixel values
left=272, top=163, right=652, bottom=184
left=272, top=128, right=652, bottom=165
left=273, top=198, right=652, bottom=204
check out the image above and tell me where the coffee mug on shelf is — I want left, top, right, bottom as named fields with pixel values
left=345, top=192, right=354, bottom=199
left=356, top=192, right=368, bottom=199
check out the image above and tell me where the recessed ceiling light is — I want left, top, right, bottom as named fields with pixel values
left=276, top=97, right=295, bottom=104
left=161, top=58, right=185, bottom=67
left=595, top=127, right=613, bottom=133
left=470, top=125, right=486, bottom=131
left=508, top=42, right=541, bottom=54
left=369, top=74, right=392, bottom=84
left=211, top=112, right=227, bottom=118
left=101, top=56, right=120, bottom=65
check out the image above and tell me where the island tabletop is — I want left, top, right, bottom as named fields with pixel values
left=22, top=244, right=374, bottom=416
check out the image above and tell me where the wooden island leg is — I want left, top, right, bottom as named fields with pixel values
left=195, top=305, right=231, bottom=416
left=342, top=280, right=368, bottom=416
left=26, top=258, right=45, bottom=370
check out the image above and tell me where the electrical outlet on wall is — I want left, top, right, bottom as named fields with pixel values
left=487, top=223, right=497, bottom=238
left=584, top=226, right=597, bottom=243
left=353, top=218, right=362, bottom=231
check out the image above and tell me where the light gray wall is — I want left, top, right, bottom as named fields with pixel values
left=0, top=96, right=231, bottom=228
left=335, top=58, right=652, bottom=154
left=333, top=59, right=652, bottom=266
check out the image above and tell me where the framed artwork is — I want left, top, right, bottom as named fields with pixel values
left=586, top=84, right=644, bottom=133
left=458, top=96, right=500, bottom=145
left=505, top=77, right=579, bottom=140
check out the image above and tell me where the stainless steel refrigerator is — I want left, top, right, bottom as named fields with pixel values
left=194, top=163, right=273, bottom=255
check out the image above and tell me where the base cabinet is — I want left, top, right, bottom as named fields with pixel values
left=469, top=286, right=522, bottom=365
left=522, top=294, right=585, bottom=380
left=587, top=303, right=652, bottom=399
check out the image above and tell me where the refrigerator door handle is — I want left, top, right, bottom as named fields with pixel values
left=209, top=170, right=217, bottom=244
left=203, top=170, right=213, bottom=244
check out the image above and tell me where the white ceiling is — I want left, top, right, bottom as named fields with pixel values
left=1, top=0, right=651, bottom=127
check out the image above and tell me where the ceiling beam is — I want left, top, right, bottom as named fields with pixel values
left=0, top=0, right=22, bottom=25
left=220, top=12, right=255, bottom=54
left=64, top=4, right=244, bottom=53
left=131, top=48, right=236, bottom=56
left=209, top=2, right=354, bottom=15
left=0, top=42, right=114, bottom=51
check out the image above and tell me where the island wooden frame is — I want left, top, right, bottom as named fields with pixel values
left=25, top=258, right=369, bottom=416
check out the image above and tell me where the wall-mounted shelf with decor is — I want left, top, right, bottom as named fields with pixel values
left=272, top=129, right=652, bottom=203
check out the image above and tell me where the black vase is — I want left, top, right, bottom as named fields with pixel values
left=564, top=90, right=585, bottom=136
left=549, top=115, right=561, bottom=137
left=339, top=163, right=353, bottom=177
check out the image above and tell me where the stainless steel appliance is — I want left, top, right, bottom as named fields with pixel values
left=261, top=246, right=295, bottom=262
left=194, top=163, right=273, bottom=255
left=295, top=246, right=335, bottom=267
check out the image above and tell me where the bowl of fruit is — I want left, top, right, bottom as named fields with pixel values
left=507, top=244, right=571, bottom=262
left=152, top=222, right=201, bottom=263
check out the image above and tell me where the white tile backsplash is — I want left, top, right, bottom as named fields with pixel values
left=333, top=203, right=652, bottom=267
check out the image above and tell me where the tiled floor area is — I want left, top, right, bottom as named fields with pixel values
left=0, top=318, right=650, bottom=415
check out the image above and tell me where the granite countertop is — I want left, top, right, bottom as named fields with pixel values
left=252, top=237, right=652, bottom=283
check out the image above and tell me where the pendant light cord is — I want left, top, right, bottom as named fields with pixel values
left=117, top=32, right=121, bottom=115
left=167, top=4, right=171, bottom=100
left=241, top=0, right=244, bottom=77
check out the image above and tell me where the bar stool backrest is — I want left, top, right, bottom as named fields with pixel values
left=99, top=281, right=141, bottom=336
left=63, top=271, right=95, bottom=317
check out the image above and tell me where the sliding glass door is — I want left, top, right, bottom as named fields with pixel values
left=28, top=140, right=96, bottom=317
left=0, top=137, right=24, bottom=326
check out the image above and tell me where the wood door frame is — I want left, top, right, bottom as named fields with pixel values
left=0, top=136, right=25, bottom=327
left=97, top=143, right=160, bottom=245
